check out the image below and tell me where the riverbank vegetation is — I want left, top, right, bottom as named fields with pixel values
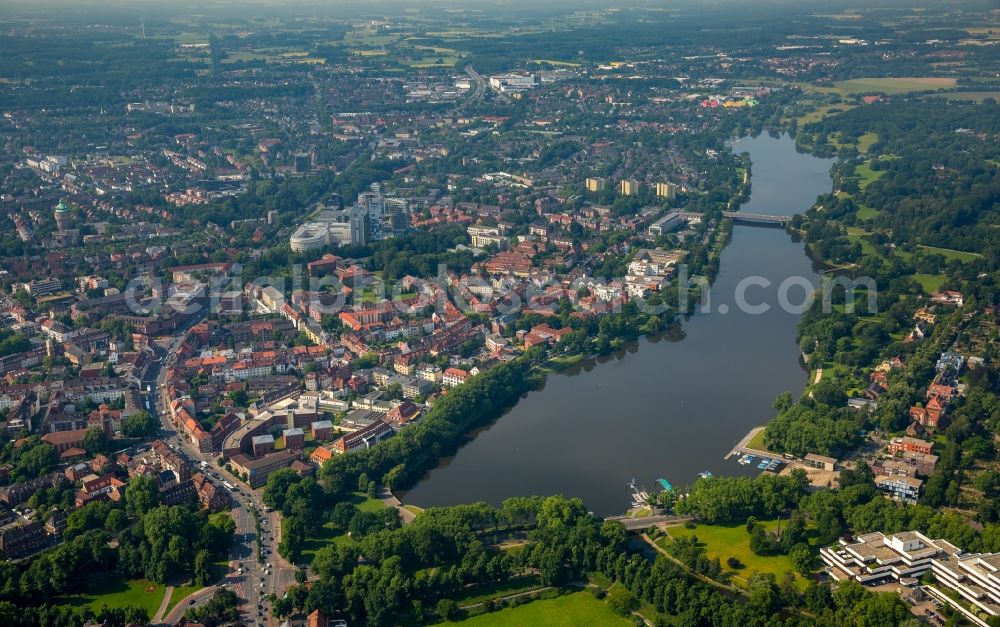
left=656, top=518, right=816, bottom=591
left=268, top=493, right=913, bottom=626
left=755, top=95, right=1000, bottom=550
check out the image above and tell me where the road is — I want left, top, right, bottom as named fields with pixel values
left=142, top=316, right=297, bottom=625
left=465, top=64, right=487, bottom=102
left=605, top=514, right=693, bottom=531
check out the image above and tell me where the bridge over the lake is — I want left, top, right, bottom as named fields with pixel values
left=722, top=211, right=791, bottom=226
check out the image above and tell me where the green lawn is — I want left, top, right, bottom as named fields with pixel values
left=453, top=591, right=634, bottom=626
left=913, top=274, right=947, bottom=294
left=56, top=573, right=167, bottom=618
left=855, top=161, right=884, bottom=190
left=845, top=229, right=879, bottom=257
left=164, top=582, right=203, bottom=614
left=452, top=575, right=543, bottom=606
left=916, top=245, right=981, bottom=262
left=855, top=203, right=879, bottom=220
left=301, top=522, right=357, bottom=563
left=353, top=492, right=388, bottom=513
left=823, top=77, right=957, bottom=96
left=746, top=429, right=770, bottom=452
left=857, top=132, right=878, bottom=153
left=301, top=493, right=388, bottom=563
left=796, top=104, right=855, bottom=126
left=543, top=353, right=585, bottom=372
left=938, top=91, right=1000, bottom=102
left=661, top=520, right=811, bottom=590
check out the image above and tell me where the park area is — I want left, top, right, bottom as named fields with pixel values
left=300, top=492, right=388, bottom=562
left=658, top=519, right=814, bottom=590
left=55, top=573, right=168, bottom=618
left=453, top=591, right=634, bottom=626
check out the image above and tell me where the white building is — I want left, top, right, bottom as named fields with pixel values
left=932, top=553, right=1000, bottom=619
left=820, top=531, right=960, bottom=585
left=648, top=212, right=684, bottom=236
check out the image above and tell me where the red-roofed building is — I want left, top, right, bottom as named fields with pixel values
left=442, top=367, right=471, bottom=388
left=386, top=401, right=420, bottom=425
left=40, top=429, right=87, bottom=454
left=310, top=446, right=334, bottom=466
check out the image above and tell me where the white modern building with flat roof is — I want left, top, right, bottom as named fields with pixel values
left=820, top=531, right=960, bottom=585
left=823, top=529, right=1000, bottom=625
left=932, top=552, right=1000, bottom=618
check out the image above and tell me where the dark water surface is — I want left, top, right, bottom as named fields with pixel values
left=402, top=134, right=834, bottom=515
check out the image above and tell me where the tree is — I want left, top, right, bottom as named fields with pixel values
left=125, top=475, right=160, bottom=518
left=789, top=543, right=813, bottom=574
left=813, top=379, right=847, bottom=407
left=104, top=508, right=128, bottom=533
left=228, top=389, right=248, bottom=407
left=435, top=599, right=458, bottom=621
left=816, top=510, right=843, bottom=545
left=606, top=586, right=639, bottom=616
left=331, top=502, right=358, bottom=529
left=185, top=589, right=240, bottom=626
left=749, top=524, right=770, bottom=555
left=382, top=463, right=406, bottom=491
left=279, top=516, right=306, bottom=564
left=747, top=572, right=779, bottom=615
left=194, top=549, right=213, bottom=586
left=121, top=411, right=157, bottom=438
left=83, top=427, right=107, bottom=454
left=263, top=468, right=300, bottom=510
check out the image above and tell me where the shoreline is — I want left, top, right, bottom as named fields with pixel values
left=402, top=133, right=830, bottom=516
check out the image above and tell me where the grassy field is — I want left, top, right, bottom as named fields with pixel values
left=164, top=582, right=203, bottom=614
left=543, top=353, right=585, bottom=372
left=529, top=59, right=582, bottom=67
left=824, top=77, right=957, bottom=95
left=452, top=575, right=543, bottom=606
left=856, top=203, right=879, bottom=220
left=855, top=161, right=884, bottom=190
left=796, top=104, right=855, bottom=125
left=57, top=573, right=167, bottom=617
left=845, top=229, right=880, bottom=257
left=746, top=428, right=770, bottom=452
left=301, top=493, right=388, bottom=563
left=661, top=520, right=810, bottom=590
left=453, top=591, right=634, bottom=626
left=938, top=91, right=1000, bottom=102
left=916, top=245, right=981, bottom=262
left=856, top=131, right=878, bottom=153
left=402, top=56, right=460, bottom=68
left=913, top=274, right=947, bottom=294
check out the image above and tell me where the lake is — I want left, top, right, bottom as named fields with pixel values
left=402, top=133, right=834, bottom=515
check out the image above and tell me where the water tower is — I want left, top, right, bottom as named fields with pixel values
left=54, top=199, right=73, bottom=232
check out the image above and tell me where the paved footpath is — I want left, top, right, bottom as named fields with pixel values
left=151, top=586, right=174, bottom=623
left=381, top=487, right=417, bottom=524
